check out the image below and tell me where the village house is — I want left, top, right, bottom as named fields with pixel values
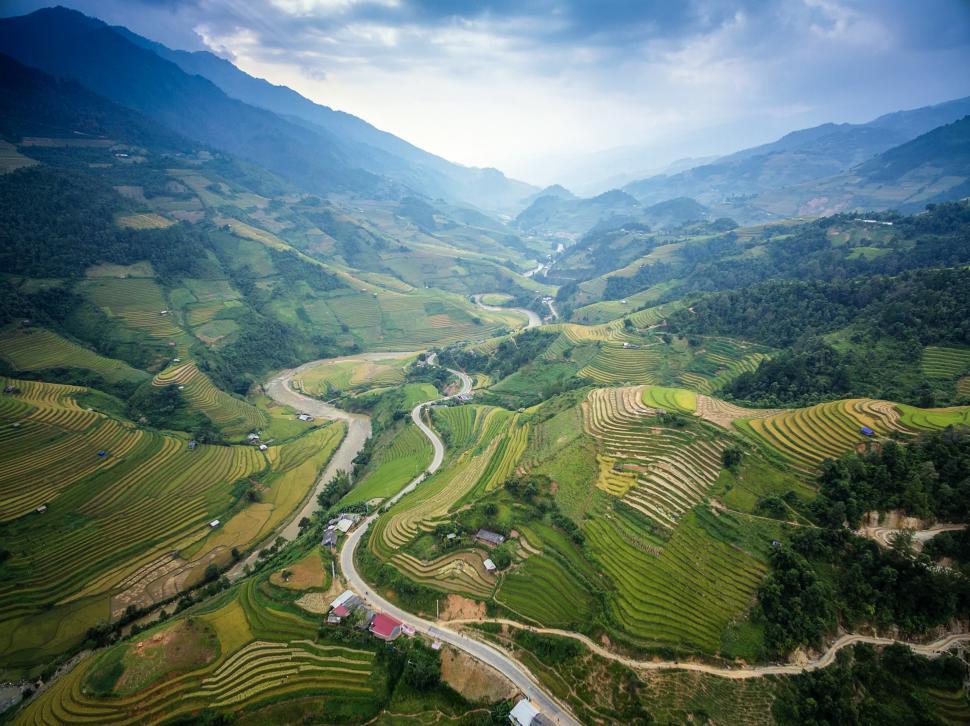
left=475, top=529, right=506, bottom=546
left=369, top=613, right=403, bottom=641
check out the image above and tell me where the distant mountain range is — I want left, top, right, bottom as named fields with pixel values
left=622, top=97, right=970, bottom=218
left=0, top=7, right=536, bottom=214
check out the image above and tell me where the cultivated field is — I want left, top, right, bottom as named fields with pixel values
left=14, top=579, right=378, bottom=724
left=0, top=326, right=149, bottom=385
left=582, top=386, right=727, bottom=529
left=152, top=361, right=269, bottom=438
left=0, top=377, right=344, bottom=676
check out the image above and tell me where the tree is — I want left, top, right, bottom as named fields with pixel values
left=721, top=446, right=743, bottom=470
left=402, top=642, right=441, bottom=691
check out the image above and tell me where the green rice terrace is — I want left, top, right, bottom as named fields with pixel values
left=0, top=376, right=346, bottom=676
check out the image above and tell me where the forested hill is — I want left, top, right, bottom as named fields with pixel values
left=0, top=7, right=536, bottom=212
left=666, top=267, right=970, bottom=407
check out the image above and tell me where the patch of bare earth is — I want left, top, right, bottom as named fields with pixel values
left=440, top=646, right=518, bottom=703
left=439, top=594, right=486, bottom=622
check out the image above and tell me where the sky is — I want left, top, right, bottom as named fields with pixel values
left=4, top=0, right=970, bottom=187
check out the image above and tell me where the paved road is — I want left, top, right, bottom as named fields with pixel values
left=259, top=356, right=580, bottom=724
left=448, top=618, right=970, bottom=680
left=472, top=294, right=541, bottom=329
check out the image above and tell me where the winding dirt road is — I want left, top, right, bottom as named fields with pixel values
left=472, top=294, right=541, bottom=329
left=260, top=356, right=581, bottom=724
left=446, top=619, right=970, bottom=680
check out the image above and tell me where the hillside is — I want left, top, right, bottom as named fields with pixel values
left=0, top=7, right=537, bottom=214
left=754, top=115, right=970, bottom=217
left=622, top=96, right=970, bottom=220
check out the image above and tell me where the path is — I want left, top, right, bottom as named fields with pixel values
left=447, top=618, right=970, bottom=680
left=230, top=353, right=409, bottom=576
left=472, top=294, right=541, bottom=329
left=262, top=356, right=581, bottom=725
left=858, top=523, right=966, bottom=550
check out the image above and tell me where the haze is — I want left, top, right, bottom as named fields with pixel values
left=5, top=0, right=970, bottom=188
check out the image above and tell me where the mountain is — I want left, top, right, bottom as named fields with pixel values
left=514, top=187, right=711, bottom=239
left=514, top=188, right=640, bottom=237
left=0, top=7, right=536, bottom=213
left=623, top=96, right=970, bottom=218
left=112, top=24, right=537, bottom=214
left=754, top=115, right=970, bottom=217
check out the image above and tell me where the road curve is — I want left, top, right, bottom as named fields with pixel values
left=446, top=618, right=970, bottom=680
left=472, top=294, right=541, bottom=329
left=338, top=370, right=582, bottom=726
left=259, top=356, right=580, bottom=724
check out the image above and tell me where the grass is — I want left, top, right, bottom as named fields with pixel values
left=0, top=325, right=149, bottom=385
left=340, top=423, right=433, bottom=506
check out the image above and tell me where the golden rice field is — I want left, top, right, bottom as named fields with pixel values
left=0, top=326, right=148, bottom=384
left=13, top=580, right=377, bottom=725
left=115, top=212, right=175, bottom=230
left=578, top=342, right=663, bottom=385
left=737, top=398, right=913, bottom=473
left=0, top=378, right=346, bottom=676
left=582, top=386, right=726, bottom=529
left=153, top=362, right=268, bottom=437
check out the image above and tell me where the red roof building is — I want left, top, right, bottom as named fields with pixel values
left=332, top=604, right=350, bottom=617
left=369, top=613, right=402, bottom=641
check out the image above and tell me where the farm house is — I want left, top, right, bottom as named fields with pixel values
left=483, top=558, right=497, bottom=572
left=369, top=613, right=402, bottom=641
left=475, top=529, right=505, bottom=546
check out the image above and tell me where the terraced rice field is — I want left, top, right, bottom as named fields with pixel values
left=737, top=398, right=911, bottom=473
left=368, top=406, right=526, bottom=595
left=0, top=378, right=344, bottom=673
left=584, top=508, right=768, bottom=652
left=391, top=550, right=495, bottom=599
left=14, top=581, right=376, bottom=724
left=81, top=278, right=194, bottom=353
left=896, top=403, right=970, bottom=431
left=578, top=343, right=663, bottom=385
left=153, top=362, right=269, bottom=437
left=922, top=346, right=970, bottom=379
left=0, top=327, right=148, bottom=384
left=583, top=386, right=726, bottom=529
left=694, top=395, right=783, bottom=429
left=496, top=554, right=594, bottom=627
left=370, top=436, right=500, bottom=558
left=641, top=386, right=697, bottom=413
left=678, top=339, right=773, bottom=394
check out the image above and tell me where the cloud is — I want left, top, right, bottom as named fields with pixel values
left=3, top=0, right=969, bottom=182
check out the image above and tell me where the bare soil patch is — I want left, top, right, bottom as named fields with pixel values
left=440, top=646, right=517, bottom=703
left=116, top=618, right=217, bottom=694
left=439, top=594, right=486, bottom=622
